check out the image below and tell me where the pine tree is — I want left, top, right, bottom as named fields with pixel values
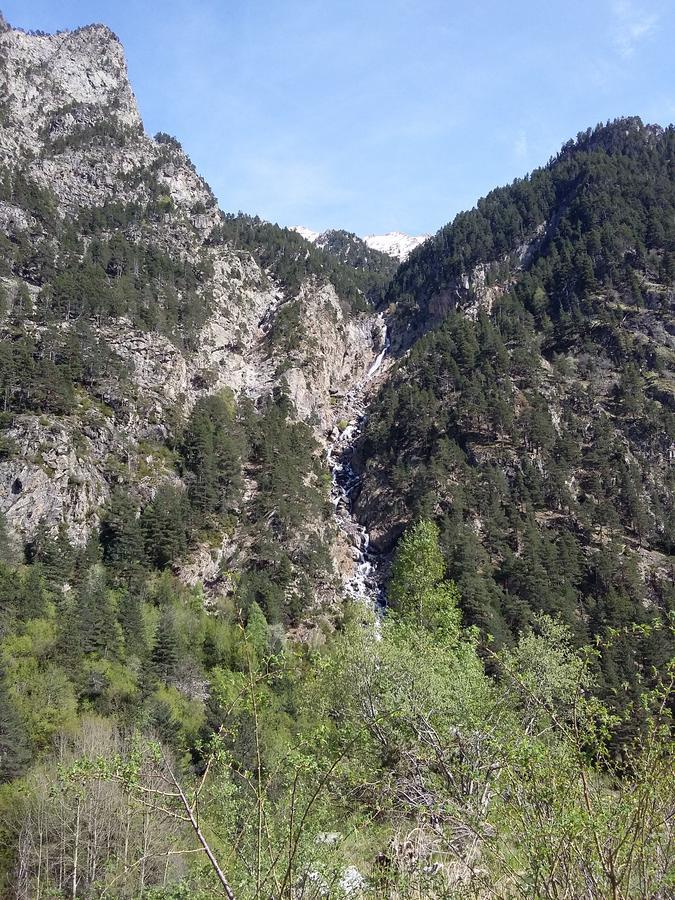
left=183, top=408, right=218, bottom=512
left=27, top=520, right=73, bottom=588
left=141, top=484, right=189, bottom=569
left=151, top=609, right=180, bottom=681
left=75, top=565, right=123, bottom=659
left=100, top=490, right=147, bottom=578
left=75, top=531, right=102, bottom=575
left=180, top=392, right=244, bottom=517
left=0, top=673, right=30, bottom=781
left=118, top=589, right=147, bottom=659
left=19, top=565, right=47, bottom=620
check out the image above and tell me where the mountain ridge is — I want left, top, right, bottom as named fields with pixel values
left=353, top=115, right=674, bottom=719
left=0, top=16, right=672, bottom=647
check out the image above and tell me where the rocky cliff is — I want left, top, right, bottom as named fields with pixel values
left=0, top=19, right=384, bottom=616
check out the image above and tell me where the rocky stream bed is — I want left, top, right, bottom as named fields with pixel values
left=326, top=315, right=390, bottom=612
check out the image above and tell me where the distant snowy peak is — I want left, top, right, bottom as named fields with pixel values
left=363, top=232, right=428, bottom=261
left=291, top=225, right=321, bottom=243
left=291, top=226, right=428, bottom=262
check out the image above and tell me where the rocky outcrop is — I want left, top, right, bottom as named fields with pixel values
left=0, top=22, right=218, bottom=230
left=0, top=415, right=111, bottom=543
left=281, top=281, right=384, bottom=429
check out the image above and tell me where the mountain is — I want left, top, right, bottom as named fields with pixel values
left=356, top=116, right=674, bottom=713
left=291, top=224, right=428, bottom=261
left=0, top=15, right=673, bottom=900
left=315, top=229, right=397, bottom=275
left=290, top=225, right=321, bottom=243
left=0, top=19, right=388, bottom=623
left=363, top=230, right=428, bottom=260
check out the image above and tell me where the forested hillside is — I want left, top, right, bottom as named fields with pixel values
left=0, top=15, right=394, bottom=621
left=212, top=217, right=393, bottom=312
left=1, top=518, right=672, bottom=898
left=358, top=118, right=675, bottom=727
left=387, top=117, right=674, bottom=345
left=313, top=229, right=398, bottom=278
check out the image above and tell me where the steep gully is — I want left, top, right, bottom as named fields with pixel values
left=326, top=314, right=390, bottom=611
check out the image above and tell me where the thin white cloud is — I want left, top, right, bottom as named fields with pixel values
left=223, top=152, right=355, bottom=224
left=611, top=0, right=659, bottom=58
left=514, top=130, right=528, bottom=161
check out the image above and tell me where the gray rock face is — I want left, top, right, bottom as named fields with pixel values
left=0, top=200, right=35, bottom=233
left=389, top=227, right=545, bottom=351
left=281, top=280, right=381, bottom=429
left=0, top=22, right=217, bottom=223
left=1, top=25, right=141, bottom=138
left=1, top=415, right=111, bottom=542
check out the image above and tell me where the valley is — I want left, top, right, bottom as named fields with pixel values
left=0, top=12, right=672, bottom=899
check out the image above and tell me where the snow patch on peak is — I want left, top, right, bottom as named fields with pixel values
left=363, top=231, right=428, bottom=261
left=291, top=225, right=429, bottom=262
left=291, top=225, right=321, bottom=243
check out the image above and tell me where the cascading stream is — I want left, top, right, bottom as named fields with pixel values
left=326, top=315, right=390, bottom=611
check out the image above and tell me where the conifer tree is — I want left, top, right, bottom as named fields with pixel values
left=100, top=490, right=146, bottom=578
left=18, top=565, right=46, bottom=621
left=118, top=589, right=147, bottom=659
left=75, top=565, right=123, bottom=659
left=181, top=392, right=244, bottom=516
left=0, top=673, right=29, bottom=781
left=75, top=530, right=102, bottom=574
left=25, top=520, right=72, bottom=588
left=141, top=484, right=189, bottom=569
left=151, top=609, right=180, bottom=681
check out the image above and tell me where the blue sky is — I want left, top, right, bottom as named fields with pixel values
left=3, top=0, right=674, bottom=235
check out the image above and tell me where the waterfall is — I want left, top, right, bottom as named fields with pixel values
left=326, top=315, right=389, bottom=611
